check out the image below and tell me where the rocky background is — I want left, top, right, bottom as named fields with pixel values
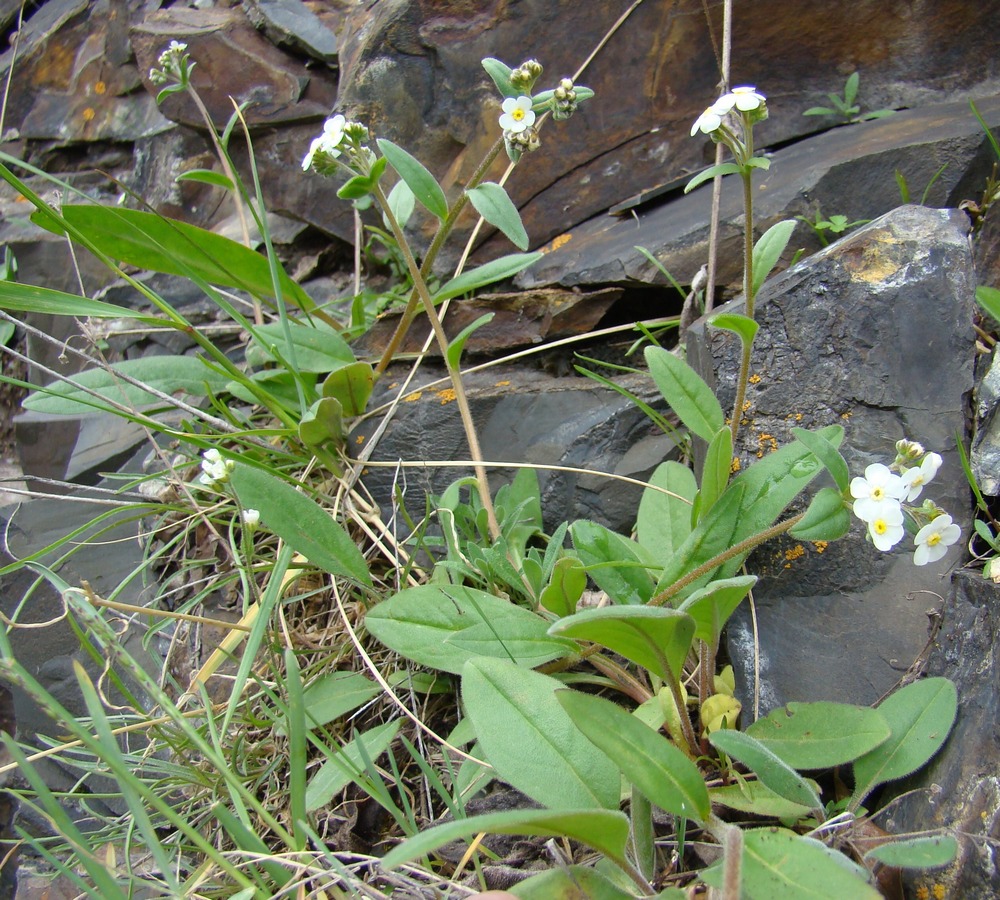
left=2, top=0, right=1000, bottom=896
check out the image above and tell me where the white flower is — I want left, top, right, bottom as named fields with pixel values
left=499, top=96, right=535, bottom=134
left=199, top=448, right=234, bottom=487
left=867, top=503, right=904, bottom=551
left=168, top=40, right=187, bottom=54
left=242, top=508, right=260, bottom=531
left=691, top=104, right=725, bottom=136
left=850, top=463, right=906, bottom=521
left=730, top=86, right=766, bottom=111
left=913, top=514, right=961, bottom=566
left=900, top=452, right=942, bottom=502
left=302, top=114, right=346, bottom=171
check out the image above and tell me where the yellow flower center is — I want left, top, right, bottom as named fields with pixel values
left=873, top=520, right=888, bottom=535
left=871, top=486, right=885, bottom=501
left=926, top=533, right=941, bottom=547
left=511, top=107, right=525, bottom=121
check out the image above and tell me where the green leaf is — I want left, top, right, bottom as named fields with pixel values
left=976, top=285, right=1000, bottom=327
left=803, top=106, right=838, bottom=117
left=557, top=690, right=711, bottom=821
left=788, top=487, right=851, bottom=541
left=337, top=173, right=376, bottom=200
left=380, top=807, right=631, bottom=871
left=246, top=321, right=355, bottom=372
left=0, top=281, right=163, bottom=321
left=677, top=575, right=757, bottom=648
left=636, top=461, right=697, bottom=564
left=229, top=465, right=372, bottom=587
left=844, top=72, right=860, bottom=107
left=790, top=427, right=850, bottom=493
left=684, top=162, right=742, bottom=194
left=539, top=556, right=586, bottom=617
left=56, top=205, right=315, bottom=313
left=176, top=168, right=235, bottom=190
left=549, top=605, right=695, bottom=683
left=467, top=182, right=529, bottom=250
left=281, top=671, right=380, bottom=734
left=709, top=781, right=814, bottom=820
left=709, top=311, right=759, bottom=348
left=745, top=702, right=891, bottom=769
left=376, top=138, right=449, bottom=221
left=698, top=426, right=733, bottom=520
left=432, top=252, right=543, bottom=303
left=851, top=677, right=957, bottom=806
left=365, top=585, right=573, bottom=675
left=652, top=484, right=745, bottom=599
left=23, top=355, right=230, bottom=415
left=570, top=520, right=655, bottom=605
left=320, top=361, right=374, bottom=417
left=644, top=346, right=725, bottom=443
left=509, top=865, right=638, bottom=900
left=305, top=720, right=401, bottom=811
left=746, top=156, right=772, bottom=171
left=752, top=220, right=797, bottom=297
left=738, top=828, right=881, bottom=899
left=462, top=657, right=621, bottom=810
left=298, top=396, right=344, bottom=447
left=481, top=57, right=517, bottom=98
left=709, top=730, right=822, bottom=810
left=446, top=312, right=495, bottom=369
left=385, top=179, right=416, bottom=230
left=863, top=834, right=958, bottom=870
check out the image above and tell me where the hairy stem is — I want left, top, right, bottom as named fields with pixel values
left=373, top=183, right=500, bottom=539
left=728, top=162, right=755, bottom=448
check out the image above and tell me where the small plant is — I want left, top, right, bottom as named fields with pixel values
left=797, top=208, right=871, bottom=246
left=803, top=71, right=895, bottom=124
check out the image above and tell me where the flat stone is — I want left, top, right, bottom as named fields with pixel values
left=242, top=0, right=339, bottom=64
left=130, top=6, right=337, bottom=129
left=356, top=364, right=677, bottom=535
left=335, top=0, right=1000, bottom=271
left=686, top=206, right=976, bottom=712
left=517, top=94, right=1000, bottom=294
left=883, top=570, right=1000, bottom=899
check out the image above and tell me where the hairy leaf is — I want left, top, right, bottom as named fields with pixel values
left=467, top=182, right=529, bottom=250
left=377, top=138, right=449, bottom=221
left=644, top=346, right=725, bottom=443
left=710, top=730, right=822, bottom=810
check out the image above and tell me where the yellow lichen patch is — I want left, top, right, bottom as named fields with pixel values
left=495, top=380, right=511, bottom=387
left=812, top=540, right=829, bottom=554
left=436, top=388, right=457, bottom=404
left=94, top=80, right=107, bottom=95
left=915, top=887, right=930, bottom=900
left=82, top=107, right=96, bottom=122
left=932, top=885, right=946, bottom=900
left=841, top=410, right=853, bottom=420
left=784, top=544, right=805, bottom=562
left=544, top=232, right=572, bottom=253
left=757, top=433, right=778, bottom=454
left=748, top=373, right=761, bottom=384
left=742, top=401, right=752, bottom=411
left=730, top=457, right=741, bottom=474
left=355, top=435, right=365, bottom=445
left=403, top=391, right=423, bottom=402
left=844, top=231, right=903, bottom=284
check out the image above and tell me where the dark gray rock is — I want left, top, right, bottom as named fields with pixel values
left=356, top=364, right=677, bottom=535
left=518, top=94, right=1000, bottom=295
left=883, top=570, right=1000, bottom=900
left=971, top=345, right=1000, bottom=495
left=242, top=0, right=339, bottom=64
left=685, top=205, right=976, bottom=713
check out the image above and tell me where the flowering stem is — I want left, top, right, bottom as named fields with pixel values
left=372, top=182, right=501, bottom=540
left=728, top=138, right=756, bottom=449
left=648, top=512, right=803, bottom=608
left=374, top=136, right=506, bottom=377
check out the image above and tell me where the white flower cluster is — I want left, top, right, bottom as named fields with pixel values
left=849, top=440, right=961, bottom=566
left=199, top=448, right=234, bottom=489
left=149, top=40, right=190, bottom=86
left=302, top=114, right=346, bottom=172
left=691, top=86, right=767, bottom=136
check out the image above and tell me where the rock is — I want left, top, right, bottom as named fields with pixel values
left=242, top=0, right=339, bottom=64
left=883, top=570, right=1000, bottom=900
left=685, top=206, right=976, bottom=712
left=356, top=364, right=677, bottom=535
left=353, top=287, right=622, bottom=358
left=971, top=345, right=1000, bottom=496
left=518, top=94, right=1000, bottom=295
left=335, top=0, right=1000, bottom=270
left=130, top=6, right=337, bottom=130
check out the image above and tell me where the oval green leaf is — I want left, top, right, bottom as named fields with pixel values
left=636, top=460, right=697, bottom=564
left=708, top=311, right=759, bottom=348
left=751, top=219, right=796, bottom=297
left=321, top=361, right=373, bottom=417
left=466, top=182, right=529, bottom=250
left=557, top=689, right=711, bottom=822
left=462, top=657, right=621, bottom=810
left=365, top=585, right=573, bottom=675
left=305, top=720, right=401, bottom=811
left=432, top=252, right=543, bottom=304
left=709, top=730, right=822, bottom=810
left=644, top=346, right=725, bottom=443
left=745, top=701, right=891, bottom=769
left=677, top=575, right=757, bottom=647
left=570, top=519, right=655, bottom=605
left=229, top=464, right=372, bottom=587
left=863, top=834, right=958, bottom=870
left=790, top=426, right=850, bottom=493
left=376, top=138, right=449, bottom=221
